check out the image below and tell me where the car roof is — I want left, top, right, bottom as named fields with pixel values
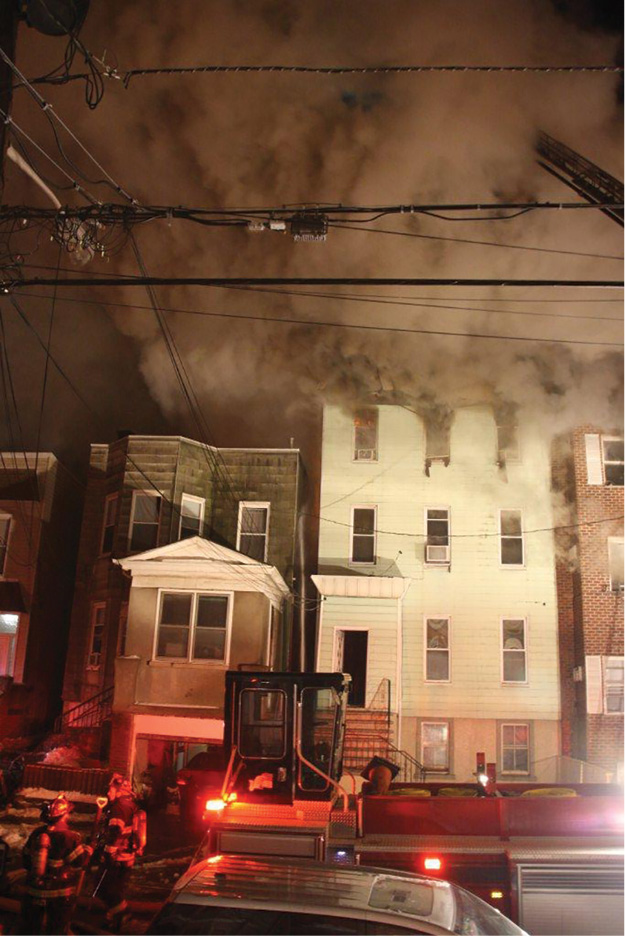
left=169, top=854, right=524, bottom=934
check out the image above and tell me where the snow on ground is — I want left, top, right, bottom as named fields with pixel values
left=41, top=746, right=84, bottom=767
left=19, top=787, right=101, bottom=805
left=0, top=821, right=33, bottom=850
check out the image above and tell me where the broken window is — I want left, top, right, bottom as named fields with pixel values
left=495, top=403, right=520, bottom=464
left=237, top=502, right=270, bottom=561
left=179, top=493, right=205, bottom=540
left=502, top=619, right=527, bottom=683
left=425, top=618, right=450, bottom=681
left=602, top=438, right=624, bottom=486
left=353, top=409, right=378, bottom=461
left=351, top=506, right=376, bottom=564
left=500, top=509, right=524, bottom=566
left=129, top=491, right=161, bottom=552
left=425, top=508, right=450, bottom=564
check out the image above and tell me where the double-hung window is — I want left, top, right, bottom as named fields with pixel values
left=179, top=493, right=205, bottom=540
left=237, top=502, right=269, bottom=561
left=100, top=494, right=118, bottom=555
left=604, top=657, right=624, bottom=714
left=502, top=618, right=527, bottom=683
left=350, top=506, right=376, bottom=564
left=0, top=515, right=11, bottom=575
left=501, top=723, right=529, bottom=774
left=129, top=491, right=161, bottom=552
left=87, top=603, right=106, bottom=669
left=602, top=438, right=624, bottom=486
left=425, top=618, right=450, bottom=682
left=425, top=508, right=450, bottom=564
left=156, top=591, right=230, bottom=662
left=420, top=721, right=450, bottom=772
left=500, top=509, right=524, bottom=566
left=353, top=409, right=378, bottom=461
left=608, top=539, right=624, bottom=592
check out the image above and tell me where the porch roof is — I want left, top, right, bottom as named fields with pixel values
left=115, top=536, right=289, bottom=608
left=311, top=574, right=409, bottom=599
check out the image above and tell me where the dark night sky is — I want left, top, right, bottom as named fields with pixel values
left=0, top=0, right=622, bottom=484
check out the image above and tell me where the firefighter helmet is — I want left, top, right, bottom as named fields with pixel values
left=40, top=793, right=74, bottom=822
left=108, top=773, right=133, bottom=797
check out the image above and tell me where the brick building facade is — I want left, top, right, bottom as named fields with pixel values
left=554, top=428, right=623, bottom=779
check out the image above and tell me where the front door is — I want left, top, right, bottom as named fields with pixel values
left=335, top=630, right=368, bottom=707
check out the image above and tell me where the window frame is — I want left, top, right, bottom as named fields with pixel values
left=87, top=602, right=106, bottom=670
left=352, top=408, right=379, bottom=462
left=153, top=588, right=233, bottom=665
left=100, top=493, right=118, bottom=556
left=424, top=507, right=450, bottom=566
left=236, top=501, right=270, bottom=562
left=179, top=492, right=206, bottom=541
left=349, top=505, right=377, bottom=566
left=501, top=617, right=528, bottom=685
left=496, top=422, right=521, bottom=463
left=608, top=538, right=624, bottom=592
left=500, top=722, right=530, bottom=776
left=420, top=720, right=451, bottom=774
left=424, top=617, right=451, bottom=683
left=603, top=656, right=624, bottom=715
left=0, top=513, right=12, bottom=577
left=602, top=436, right=624, bottom=487
left=128, top=489, right=162, bottom=552
left=499, top=508, right=525, bottom=568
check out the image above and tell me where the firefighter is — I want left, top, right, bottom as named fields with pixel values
left=94, top=773, right=146, bottom=931
left=20, top=793, right=92, bottom=935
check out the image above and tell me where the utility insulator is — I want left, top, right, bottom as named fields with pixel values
left=289, top=213, right=328, bottom=241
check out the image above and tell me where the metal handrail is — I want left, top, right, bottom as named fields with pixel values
left=54, top=685, right=114, bottom=732
left=373, top=734, right=427, bottom=783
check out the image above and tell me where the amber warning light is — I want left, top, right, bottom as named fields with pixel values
left=423, top=856, right=442, bottom=871
left=205, top=793, right=237, bottom=813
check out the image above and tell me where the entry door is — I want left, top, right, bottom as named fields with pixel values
left=0, top=634, right=15, bottom=676
left=336, top=630, right=368, bottom=707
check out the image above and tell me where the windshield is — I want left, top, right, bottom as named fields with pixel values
left=299, top=687, right=339, bottom=790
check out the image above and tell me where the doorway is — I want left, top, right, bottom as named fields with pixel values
left=334, top=630, right=368, bottom=707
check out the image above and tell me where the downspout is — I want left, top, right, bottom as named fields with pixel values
left=396, top=580, right=411, bottom=752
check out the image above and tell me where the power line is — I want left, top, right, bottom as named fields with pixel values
left=15, top=287, right=625, bottom=329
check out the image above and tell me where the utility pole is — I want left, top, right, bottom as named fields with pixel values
left=0, top=1, right=18, bottom=199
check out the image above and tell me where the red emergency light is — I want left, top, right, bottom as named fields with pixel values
left=423, top=856, right=443, bottom=872
left=205, top=793, right=237, bottom=812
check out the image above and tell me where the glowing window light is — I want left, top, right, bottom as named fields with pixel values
left=424, top=856, right=442, bottom=871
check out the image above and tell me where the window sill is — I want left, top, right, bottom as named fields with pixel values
left=148, top=659, right=227, bottom=668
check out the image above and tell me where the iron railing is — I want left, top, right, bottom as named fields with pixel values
left=54, top=685, right=114, bottom=733
left=531, top=754, right=613, bottom=784
left=373, top=734, right=427, bottom=783
left=367, top=678, right=391, bottom=733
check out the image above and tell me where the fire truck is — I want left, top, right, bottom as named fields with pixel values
left=193, top=671, right=624, bottom=936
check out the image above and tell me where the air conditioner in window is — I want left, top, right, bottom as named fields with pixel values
left=355, top=448, right=376, bottom=460
left=426, top=544, right=450, bottom=564
left=87, top=652, right=101, bottom=669
left=572, top=666, right=584, bottom=682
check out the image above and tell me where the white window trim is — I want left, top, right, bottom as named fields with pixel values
left=87, top=602, right=106, bottom=670
left=608, top=538, right=624, bottom=593
left=0, top=513, right=13, bottom=578
left=179, top=492, right=206, bottom=540
left=602, top=435, right=624, bottom=487
left=423, top=616, right=451, bottom=684
left=237, top=501, right=270, bottom=562
left=420, top=720, right=451, bottom=773
left=424, top=506, right=450, bottom=566
left=500, top=722, right=530, bottom=776
left=128, top=489, right=161, bottom=551
left=153, top=588, right=233, bottom=665
left=352, top=409, right=379, bottom=462
left=99, top=493, right=118, bottom=556
left=349, top=505, right=377, bottom=566
left=603, top=655, right=624, bottom=715
left=501, top=617, right=528, bottom=685
left=499, top=508, right=525, bottom=568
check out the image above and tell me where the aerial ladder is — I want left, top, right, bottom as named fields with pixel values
left=536, top=130, right=623, bottom=227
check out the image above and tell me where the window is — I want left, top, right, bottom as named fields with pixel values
left=602, top=437, right=624, bottom=486
left=179, top=493, right=205, bottom=540
left=604, top=657, right=624, bottom=714
left=353, top=409, right=378, bottom=461
left=420, top=721, right=449, bottom=772
left=351, top=506, right=376, bottom=564
left=425, top=618, right=450, bottom=682
left=501, top=723, right=529, bottom=774
left=425, top=508, right=450, bottom=564
left=100, top=494, right=118, bottom=555
left=502, top=618, right=527, bottom=683
left=0, top=613, right=19, bottom=678
left=155, top=590, right=230, bottom=662
left=87, top=603, right=106, bottom=669
left=237, top=502, right=269, bottom=561
left=0, top=515, right=11, bottom=575
left=239, top=688, right=286, bottom=759
left=129, top=491, right=161, bottom=552
left=500, top=509, right=524, bottom=566
left=497, top=423, right=520, bottom=463
left=608, top=539, right=624, bottom=592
